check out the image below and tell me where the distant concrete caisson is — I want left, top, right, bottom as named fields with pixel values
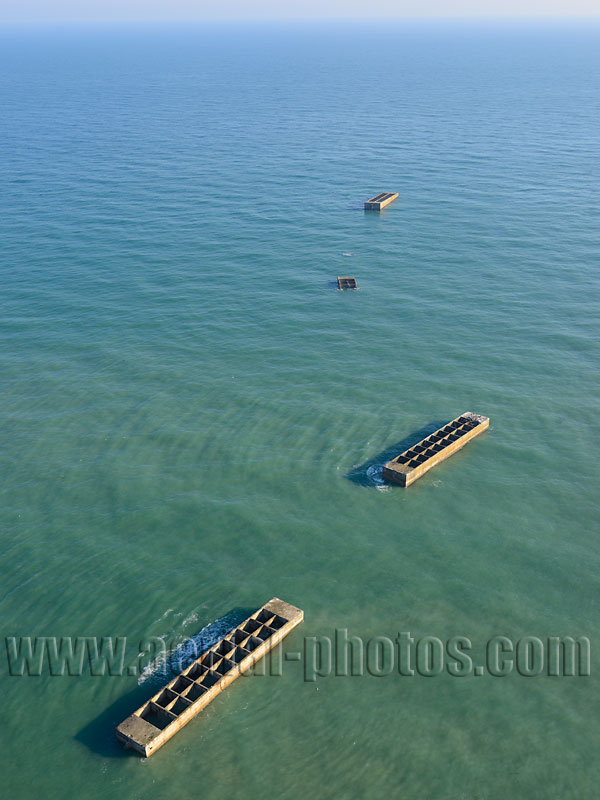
left=337, top=276, right=358, bottom=289
left=364, top=191, right=398, bottom=211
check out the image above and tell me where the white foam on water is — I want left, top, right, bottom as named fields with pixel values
left=366, top=464, right=386, bottom=486
left=149, top=608, right=174, bottom=627
left=137, top=615, right=239, bottom=687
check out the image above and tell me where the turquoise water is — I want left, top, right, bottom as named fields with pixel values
left=1, top=20, right=599, bottom=799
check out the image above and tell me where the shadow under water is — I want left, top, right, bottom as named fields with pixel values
left=76, top=606, right=254, bottom=758
left=346, top=421, right=447, bottom=488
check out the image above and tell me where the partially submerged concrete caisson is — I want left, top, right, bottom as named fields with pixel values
left=116, top=598, right=303, bottom=757
left=364, top=192, right=398, bottom=211
left=337, top=276, right=358, bottom=289
left=382, top=413, right=489, bottom=487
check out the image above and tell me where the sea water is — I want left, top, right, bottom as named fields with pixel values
left=1, top=20, right=599, bottom=799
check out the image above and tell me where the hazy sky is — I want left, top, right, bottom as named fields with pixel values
left=1, top=0, right=599, bottom=24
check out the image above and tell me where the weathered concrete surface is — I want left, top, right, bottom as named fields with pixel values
left=116, top=598, right=303, bottom=757
left=337, top=276, right=358, bottom=289
left=364, top=191, right=398, bottom=210
left=382, top=413, right=489, bottom=487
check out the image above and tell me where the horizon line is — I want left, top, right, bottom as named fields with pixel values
left=2, top=14, right=600, bottom=26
